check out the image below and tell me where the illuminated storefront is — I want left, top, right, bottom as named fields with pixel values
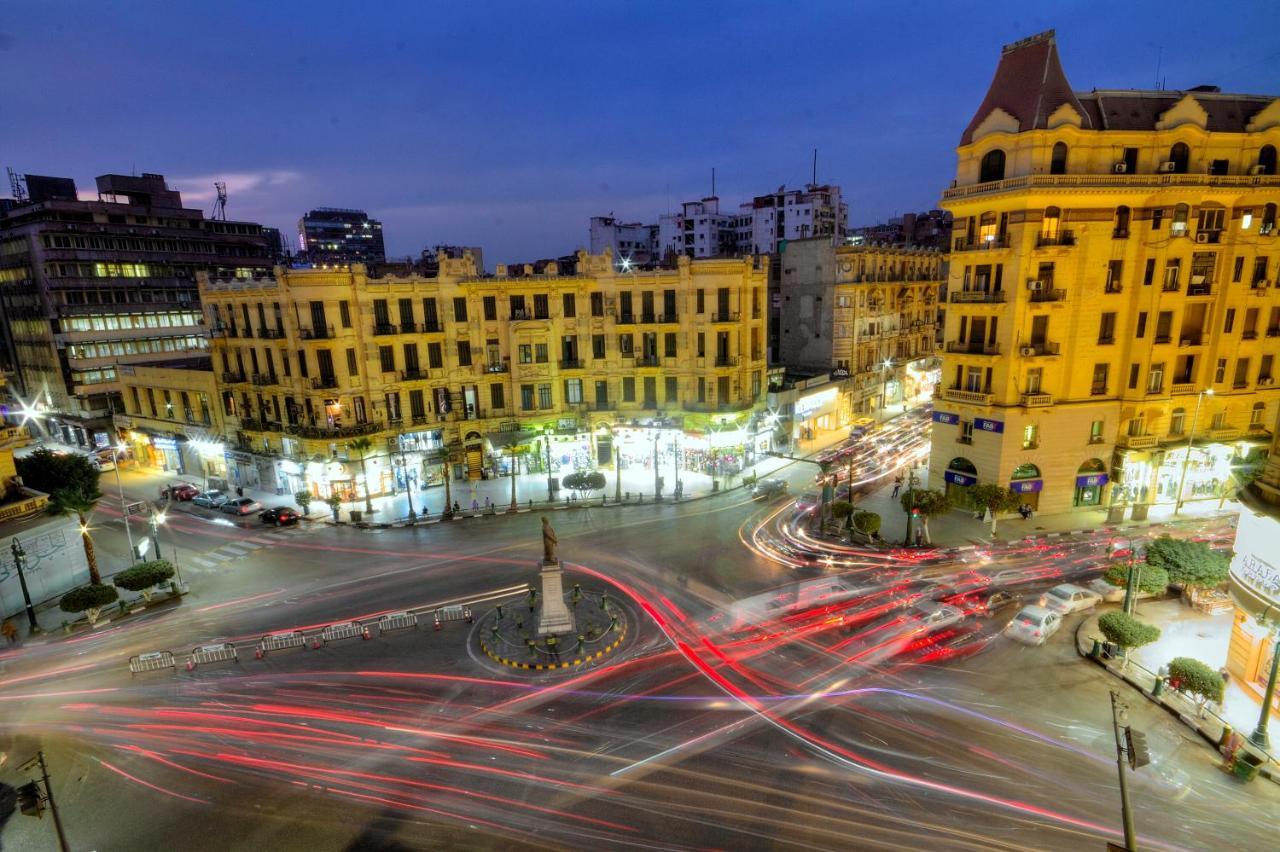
left=1073, top=458, right=1108, bottom=508
left=1227, top=510, right=1280, bottom=722
left=793, top=386, right=839, bottom=443
left=943, top=457, right=977, bottom=504
left=1009, top=462, right=1042, bottom=511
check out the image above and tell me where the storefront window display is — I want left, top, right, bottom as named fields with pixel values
left=1073, top=458, right=1108, bottom=507
left=943, top=457, right=978, bottom=505
left=1009, top=462, right=1042, bottom=511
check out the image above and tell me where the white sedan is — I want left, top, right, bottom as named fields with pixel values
left=1087, top=577, right=1157, bottom=604
left=1006, top=605, right=1063, bottom=646
left=1039, top=583, right=1102, bottom=615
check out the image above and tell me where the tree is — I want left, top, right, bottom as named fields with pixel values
left=852, top=510, right=881, bottom=542
left=1097, top=611, right=1161, bottom=667
left=1103, top=562, right=1170, bottom=595
left=969, top=483, right=1022, bottom=536
left=326, top=492, right=343, bottom=521
left=18, top=449, right=103, bottom=583
left=294, top=489, right=313, bottom=515
left=1144, top=535, right=1230, bottom=595
left=113, top=560, right=176, bottom=602
left=900, top=488, right=951, bottom=545
left=59, top=584, right=119, bottom=626
left=829, top=499, right=853, bottom=533
left=1166, top=657, right=1225, bottom=712
left=346, top=436, right=376, bottom=513
left=562, top=470, right=606, bottom=498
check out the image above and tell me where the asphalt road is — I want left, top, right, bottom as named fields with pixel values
left=0, top=455, right=1273, bottom=851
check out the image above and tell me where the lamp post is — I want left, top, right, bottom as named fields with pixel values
left=544, top=433, right=555, bottom=502
left=1115, top=535, right=1143, bottom=616
left=149, top=507, right=184, bottom=587
left=110, top=443, right=137, bottom=562
left=10, top=538, right=40, bottom=633
left=880, top=358, right=893, bottom=422
left=397, top=436, right=416, bottom=522
left=1175, top=388, right=1213, bottom=514
left=672, top=431, right=681, bottom=499
left=1250, top=607, right=1279, bottom=749
left=653, top=430, right=661, bottom=500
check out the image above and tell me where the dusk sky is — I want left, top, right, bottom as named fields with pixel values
left=6, top=1, right=1278, bottom=265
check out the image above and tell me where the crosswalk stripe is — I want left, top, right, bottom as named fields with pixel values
left=206, top=550, right=233, bottom=562
left=190, top=556, right=218, bottom=568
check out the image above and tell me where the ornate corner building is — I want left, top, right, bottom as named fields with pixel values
left=198, top=250, right=768, bottom=501
left=932, top=29, right=1280, bottom=517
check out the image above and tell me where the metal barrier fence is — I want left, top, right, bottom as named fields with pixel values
left=255, top=630, right=307, bottom=659
left=314, top=621, right=371, bottom=648
left=377, top=611, right=418, bottom=633
left=187, top=642, right=239, bottom=670
left=129, top=650, right=176, bottom=675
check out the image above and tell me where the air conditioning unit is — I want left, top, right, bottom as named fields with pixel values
left=1159, top=161, right=1177, bottom=173
left=1028, top=280, right=1044, bottom=291
left=1260, top=377, right=1275, bottom=386
left=1195, top=232, right=1210, bottom=243
left=1113, top=163, right=1128, bottom=174
left=1249, top=165, right=1266, bottom=176
left=1190, top=275, right=1206, bottom=285
left=1019, top=346, right=1036, bottom=357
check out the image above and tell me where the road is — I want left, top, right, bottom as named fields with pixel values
left=1, top=439, right=1273, bottom=851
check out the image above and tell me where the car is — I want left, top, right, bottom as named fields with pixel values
left=260, top=506, right=301, bottom=526
left=795, top=492, right=820, bottom=512
left=1039, top=583, right=1102, bottom=615
left=192, top=490, right=229, bottom=509
left=987, top=565, right=1064, bottom=589
left=905, top=601, right=964, bottom=633
left=849, top=417, right=876, bottom=439
left=949, top=588, right=1023, bottom=620
left=1005, top=605, right=1063, bottom=645
left=751, top=478, right=788, bottom=500
left=1086, top=576, right=1157, bottom=604
left=219, top=497, right=263, bottom=516
left=167, top=482, right=200, bottom=501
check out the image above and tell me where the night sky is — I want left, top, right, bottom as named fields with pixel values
left=5, top=0, right=1277, bottom=265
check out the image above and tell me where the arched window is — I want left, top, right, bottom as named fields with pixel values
left=1263, top=203, right=1277, bottom=236
left=1041, top=206, right=1061, bottom=240
left=1170, top=407, right=1186, bottom=435
left=1169, top=142, right=1190, bottom=174
left=1078, top=458, right=1107, bottom=474
left=1114, top=205, right=1131, bottom=238
left=948, top=457, right=978, bottom=475
left=1259, top=145, right=1277, bottom=176
left=979, top=149, right=1006, bottom=183
left=1172, top=203, right=1190, bottom=236
left=1050, top=142, right=1068, bottom=175
left=1011, top=463, right=1041, bottom=480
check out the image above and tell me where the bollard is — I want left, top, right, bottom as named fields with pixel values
left=1218, top=725, right=1234, bottom=748
left=577, top=633, right=585, bottom=652
left=254, top=648, right=264, bottom=660
left=1089, top=638, right=1102, bottom=660
left=312, top=638, right=323, bottom=649
left=1153, top=675, right=1166, bottom=697
left=186, top=660, right=196, bottom=671
left=496, top=604, right=504, bottom=621
left=361, top=627, right=371, bottom=640
left=433, top=613, right=442, bottom=631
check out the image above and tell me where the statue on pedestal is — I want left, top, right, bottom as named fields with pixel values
left=542, top=516, right=558, bottom=564
left=535, top=516, right=574, bottom=636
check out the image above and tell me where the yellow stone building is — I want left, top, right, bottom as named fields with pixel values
left=197, top=250, right=768, bottom=499
left=115, top=359, right=229, bottom=487
left=0, top=373, right=47, bottom=524
left=934, top=30, right=1280, bottom=517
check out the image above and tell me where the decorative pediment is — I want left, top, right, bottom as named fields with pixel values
left=970, top=107, right=1019, bottom=141
left=1246, top=98, right=1280, bottom=132
left=1155, top=94, right=1208, bottom=131
left=1046, top=102, right=1082, bottom=130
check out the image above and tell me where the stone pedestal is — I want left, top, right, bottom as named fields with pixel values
left=536, top=560, right=575, bottom=636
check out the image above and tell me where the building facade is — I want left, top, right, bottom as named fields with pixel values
left=115, top=358, right=229, bottom=487
left=742, top=184, right=847, bottom=255
left=932, top=29, right=1280, bottom=516
left=658, top=198, right=737, bottom=260
left=850, top=209, right=953, bottom=250
left=588, top=217, right=660, bottom=266
left=0, top=172, right=273, bottom=448
left=198, top=250, right=768, bottom=502
left=777, top=239, right=943, bottom=441
left=297, top=208, right=386, bottom=266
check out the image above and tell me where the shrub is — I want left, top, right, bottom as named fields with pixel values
left=562, top=471, right=607, bottom=494
left=852, top=510, right=881, bottom=537
left=1098, top=611, right=1161, bottom=662
left=829, top=500, right=853, bottom=521
left=113, top=560, right=176, bottom=601
left=1102, top=562, right=1170, bottom=595
left=1144, top=535, right=1230, bottom=590
left=1166, top=657, right=1225, bottom=706
left=294, top=490, right=313, bottom=513
left=59, top=584, right=120, bottom=625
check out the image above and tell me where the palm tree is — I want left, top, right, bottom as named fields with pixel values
left=346, top=436, right=376, bottom=513
left=500, top=439, right=526, bottom=510
left=51, top=487, right=102, bottom=584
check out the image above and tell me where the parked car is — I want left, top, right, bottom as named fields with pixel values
left=1039, top=583, right=1102, bottom=615
left=1005, top=605, right=1063, bottom=646
left=192, top=490, right=229, bottom=509
left=751, top=478, right=788, bottom=500
left=1086, top=577, right=1157, bottom=604
left=167, top=482, right=200, bottom=501
left=260, top=507, right=301, bottom=526
left=219, top=497, right=262, bottom=516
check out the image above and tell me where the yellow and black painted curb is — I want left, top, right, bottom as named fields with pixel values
left=480, top=628, right=627, bottom=672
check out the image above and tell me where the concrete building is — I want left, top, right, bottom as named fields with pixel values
left=742, top=184, right=847, bottom=255
left=776, top=239, right=943, bottom=442
left=658, top=198, right=737, bottom=260
left=589, top=217, right=660, bottom=267
left=933, top=29, right=1280, bottom=516
left=0, top=172, right=273, bottom=448
left=851, top=209, right=953, bottom=250
left=297, top=208, right=386, bottom=266
left=115, top=358, right=229, bottom=488
left=198, top=250, right=769, bottom=502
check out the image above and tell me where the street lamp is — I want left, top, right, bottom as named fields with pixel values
left=1174, top=388, right=1213, bottom=514
left=1250, top=606, right=1279, bottom=749
left=110, top=443, right=137, bottom=562
left=880, top=358, right=893, bottom=421
left=544, top=433, right=555, bottom=502
left=1114, top=535, right=1143, bottom=616
left=149, top=507, right=185, bottom=588
left=9, top=538, right=40, bottom=634
left=652, top=430, right=661, bottom=500
left=396, top=437, right=416, bottom=522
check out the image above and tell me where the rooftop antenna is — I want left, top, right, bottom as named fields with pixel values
left=711, top=167, right=716, bottom=198
left=212, top=181, right=228, bottom=220
left=812, top=148, right=818, bottom=186
left=7, top=168, right=27, bottom=202
left=1154, top=46, right=1163, bottom=90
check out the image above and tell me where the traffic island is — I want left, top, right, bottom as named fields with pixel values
left=477, top=585, right=629, bottom=672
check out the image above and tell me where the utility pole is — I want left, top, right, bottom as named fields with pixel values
left=653, top=431, right=661, bottom=500
left=614, top=443, right=622, bottom=503
left=19, top=751, right=70, bottom=852
left=1175, top=388, right=1212, bottom=513
left=1109, top=691, right=1148, bottom=852
left=111, top=445, right=136, bottom=561
left=1120, top=536, right=1143, bottom=616
left=398, top=437, right=416, bottom=521
left=544, top=435, right=554, bottom=501
left=9, top=538, right=39, bottom=633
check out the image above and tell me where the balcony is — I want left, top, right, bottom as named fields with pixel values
left=1019, top=342, right=1060, bottom=357
left=372, top=323, right=397, bottom=336
left=956, top=435, right=974, bottom=445
left=1112, top=228, right=1130, bottom=240
left=1210, top=427, right=1241, bottom=442
left=711, top=311, right=739, bottom=323
left=300, top=325, right=336, bottom=340
left=942, top=172, right=1280, bottom=202
left=616, top=312, right=635, bottom=324
left=1028, top=287, right=1067, bottom=303
left=714, top=355, right=739, bottom=367
left=1154, top=335, right=1172, bottom=345
left=683, top=399, right=755, bottom=413
left=952, top=234, right=1010, bottom=251
left=257, top=327, right=284, bottom=340
left=422, top=320, right=443, bottom=333
left=1090, top=386, right=1109, bottom=396
left=1035, top=230, right=1075, bottom=247
left=239, top=418, right=284, bottom=433
left=592, top=400, right=615, bottom=411
left=484, top=362, right=510, bottom=374
left=942, top=387, right=992, bottom=405
left=1098, top=336, right=1115, bottom=346
left=636, top=355, right=661, bottom=367
left=1171, top=383, right=1198, bottom=395
left=310, top=375, right=339, bottom=390
left=209, top=325, right=231, bottom=338
left=949, top=290, right=1005, bottom=304
left=638, top=313, right=678, bottom=324
left=1249, top=284, right=1272, bottom=296
left=1021, top=393, right=1053, bottom=407
left=1194, top=230, right=1223, bottom=244
left=1104, top=284, right=1124, bottom=294
left=1187, top=284, right=1213, bottom=298
left=400, top=368, right=429, bottom=382
left=1242, top=330, right=1259, bottom=341
left=222, top=371, right=247, bottom=384
left=1178, top=335, right=1203, bottom=347
left=558, top=358, right=584, bottom=370
left=1161, top=283, right=1181, bottom=294
left=285, top=420, right=384, bottom=440
left=250, top=373, right=278, bottom=387
left=1268, top=328, right=1280, bottom=338
left=945, top=341, right=1001, bottom=356
left=1119, top=434, right=1159, bottom=450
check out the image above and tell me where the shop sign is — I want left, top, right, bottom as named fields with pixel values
left=151, top=436, right=179, bottom=451
left=829, top=367, right=850, bottom=380
left=973, top=417, right=1004, bottom=434
left=795, top=388, right=837, bottom=419
left=932, top=411, right=959, bottom=425
left=944, top=470, right=977, bottom=486
left=228, top=451, right=253, bottom=464
left=1010, top=479, right=1043, bottom=493
left=1235, top=553, right=1280, bottom=600
left=556, top=417, right=578, bottom=432
left=1075, top=473, right=1109, bottom=488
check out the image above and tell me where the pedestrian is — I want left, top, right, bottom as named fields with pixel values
left=452, top=501, right=460, bottom=515
left=236, top=485, right=244, bottom=498
left=471, top=498, right=479, bottom=512
left=891, top=476, right=902, bottom=499
left=2, top=619, right=17, bottom=646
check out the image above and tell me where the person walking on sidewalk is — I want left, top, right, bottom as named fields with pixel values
left=2, top=619, right=18, bottom=646
left=891, top=475, right=903, bottom=499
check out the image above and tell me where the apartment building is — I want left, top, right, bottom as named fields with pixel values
left=298, top=208, right=386, bottom=266
left=933, top=29, right=1280, bottom=517
left=198, top=250, right=768, bottom=500
left=116, top=358, right=229, bottom=485
left=742, top=184, right=847, bottom=255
